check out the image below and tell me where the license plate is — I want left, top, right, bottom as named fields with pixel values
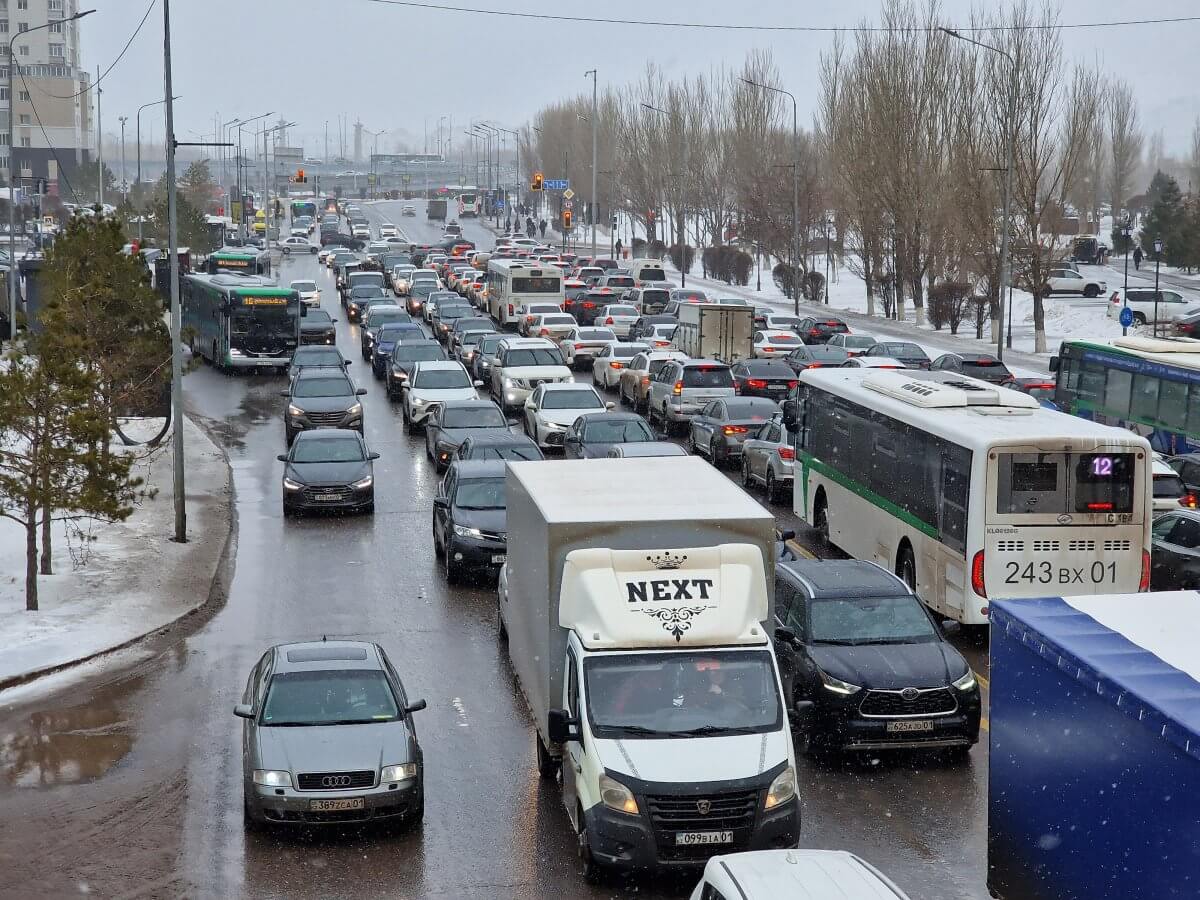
left=675, top=831, right=733, bottom=846
left=313, top=494, right=345, bottom=502
left=310, top=798, right=364, bottom=811
left=491, top=554, right=507, bottom=564
left=886, top=719, right=934, bottom=733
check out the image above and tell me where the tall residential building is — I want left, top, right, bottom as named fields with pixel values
left=0, top=0, right=91, bottom=191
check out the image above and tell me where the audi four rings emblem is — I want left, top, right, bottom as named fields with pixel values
left=696, top=799, right=712, bottom=815
left=900, top=687, right=920, bottom=701
left=321, top=775, right=352, bottom=788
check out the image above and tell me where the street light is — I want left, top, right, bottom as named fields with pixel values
left=940, top=26, right=1015, bottom=362
left=6, top=7, right=95, bottom=341
left=742, top=77, right=800, bottom=314
left=219, top=114, right=239, bottom=191
left=118, top=116, right=128, bottom=200
left=642, top=102, right=688, bottom=287
left=1121, top=219, right=1132, bottom=336
left=235, top=111, right=272, bottom=240
left=261, top=121, right=294, bottom=255
left=1154, top=237, right=1164, bottom=336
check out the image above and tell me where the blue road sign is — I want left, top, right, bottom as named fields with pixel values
left=496, top=199, right=505, bottom=208
left=1119, top=306, right=1134, bottom=328
left=545, top=179, right=569, bottom=191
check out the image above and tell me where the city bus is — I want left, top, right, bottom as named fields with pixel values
left=182, top=273, right=301, bottom=371
left=457, top=191, right=480, bottom=218
left=204, top=246, right=271, bottom=277
left=1051, top=336, right=1200, bottom=455
left=486, top=258, right=564, bottom=327
left=290, top=199, right=317, bottom=220
left=784, top=368, right=1152, bottom=626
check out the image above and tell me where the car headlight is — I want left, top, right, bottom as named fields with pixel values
left=391, top=369, right=409, bottom=379
left=952, top=670, right=977, bottom=692
left=282, top=477, right=303, bottom=491
left=380, top=763, right=418, bottom=783
left=229, top=348, right=245, bottom=358
left=819, top=669, right=862, bottom=695
left=598, top=773, right=639, bottom=815
left=252, top=769, right=291, bottom=787
left=764, top=765, right=796, bottom=810
left=351, top=476, right=373, bottom=490
left=287, top=404, right=304, bottom=417
left=504, top=378, right=516, bottom=387
left=348, top=402, right=363, bottom=416
left=453, top=524, right=483, bottom=538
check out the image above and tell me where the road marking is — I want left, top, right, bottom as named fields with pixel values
left=451, top=696, right=470, bottom=728
left=977, top=673, right=990, bottom=690
left=785, top=539, right=817, bottom=560
left=981, top=716, right=989, bottom=732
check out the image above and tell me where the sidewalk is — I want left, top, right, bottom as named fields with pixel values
left=0, top=416, right=233, bottom=692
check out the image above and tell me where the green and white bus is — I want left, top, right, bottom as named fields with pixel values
left=784, top=368, right=1152, bottom=625
left=182, top=273, right=301, bottom=371
left=204, top=246, right=271, bottom=277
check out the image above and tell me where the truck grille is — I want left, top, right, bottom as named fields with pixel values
left=645, top=789, right=759, bottom=859
left=296, top=770, right=375, bottom=790
left=305, top=411, right=347, bottom=426
left=859, top=688, right=957, bottom=718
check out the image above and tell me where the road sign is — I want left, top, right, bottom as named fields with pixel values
left=496, top=199, right=505, bottom=208
left=401, top=174, right=412, bottom=184
left=545, top=179, right=569, bottom=191
left=564, top=199, right=574, bottom=210
left=1119, top=306, right=1134, bottom=328
left=563, top=188, right=575, bottom=200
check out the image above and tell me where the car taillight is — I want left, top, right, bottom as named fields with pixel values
left=809, top=329, right=821, bottom=336
left=971, top=550, right=986, bottom=597
left=779, top=447, right=795, bottom=461
left=609, top=361, right=623, bottom=369
left=722, top=425, right=748, bottom=435
left=605, top=316, right=614, bottom=324
left=673, top=380, right=683, bottom=395
left=508, top=304, right=514, bottom=316
left=1181, top=493, right=1199, bottom=509
left=787, top=380, right=798, bottom=388
left=746, top=379, right=767, bottom=388
left=763, top=346, right=776, bottom=352
left=526, top=315, right=536, bottom=323
left=583, top=302, right=595, bottom=308
left=1110, top=292, right=1121, bottom=304
left=539, top=328, right=550, bottom=336
left=574, top=342, right=584, bottom=349
left=641, top=376, right=650, bottom=385
left=1140, top=550, right=1151, bottom=591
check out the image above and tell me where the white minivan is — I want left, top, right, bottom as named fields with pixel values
left=630, top=258, right=668, bottom=285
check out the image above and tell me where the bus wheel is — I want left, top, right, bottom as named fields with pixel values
left=897, top=546, right=917, bottom=592
left=813, top=492, right=829, bottom=542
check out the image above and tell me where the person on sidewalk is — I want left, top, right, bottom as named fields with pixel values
left=615, top=238, right=623, bottom=259
left=1133, top=245, right=1143, bottom=270
left=538, top=218, right=547, bottom=239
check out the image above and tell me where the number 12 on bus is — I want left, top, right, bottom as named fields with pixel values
left=783, top=369, right=1152, bottom=626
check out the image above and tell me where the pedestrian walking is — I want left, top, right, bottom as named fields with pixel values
left=1133, top=246, right=1143, bottom=270
left=505, top=216, right=512, bottom=233
left=615, top=238, right=623, bottom=259
left=538, top=218, right=547, bottom=239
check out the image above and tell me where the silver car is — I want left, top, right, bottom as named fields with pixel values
left=646, top=358, right=736, bottom=435
left=740, top=414, right=796, bottom=504
left=236, top=640, right=426, bottom=829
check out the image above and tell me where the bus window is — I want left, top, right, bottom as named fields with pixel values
left=1103, top=369, right=1132, bottom=416
left=1188, top=384, right=1200, bottom=436
left=1130, top=374, right=1160, bottom=422
left=939, top=450, right=971, bottom=554
left=1158, top=380, right=1189, bottom=431
left=1078, top=360, right=1106, bottom=405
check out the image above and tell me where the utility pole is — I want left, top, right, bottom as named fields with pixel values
left=118, top=116, right=128, bottom=200
left=585, top=69, right=598, bottom=259
left=96, top=65, right=104, bottom=206
left=162, top=0, right=185, bottom=542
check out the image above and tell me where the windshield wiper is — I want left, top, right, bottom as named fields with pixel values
left=602, top=724, right=662, bottom=735
left=667, top=724, right=759, bottom=737
left=812, top=638, right=866, bottom=646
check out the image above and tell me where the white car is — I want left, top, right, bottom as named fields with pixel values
left=522, top=382, right=613, bottom=450
left=289, top=225, right=308, bottom=238
left=527, top=313, right=578, bottom=342
left=401, top=361, right=481, bottom=431
left=689, top=850, right=912, bottom=900
left=1045, top=266, right=1107, bottom=298
left=379, top=223, right=399, bottom=238
left=351, top=224, right=371, bottom=239
left=517, top=302, right=567, bottom=336
left=402, top=205, right=416, bottom=217
left=646, top=323, right=678, bottom=349
left=279, top=236, right=317, bottom=254
left=1105, top=287, right=1195, bottom=325
left=392, top=265, right=417, bottom=296
left=290, top=279, right=321, bottom=308
left=752, top=329, right=804, bottom=358
left=559, top=326, right=618, bottom=370
left=489, top=337, right=573, bottom=412
left=825, top=333, right=878, bottom=356
left=842, top=356, right=908, bottom=369
left=763, top=313, right=804, bottom=331
left=593, top=303, right=640, bottom=338
left=591, top=342, right=650, bottom=390
left=1153, top=455, right=1193, bottom=516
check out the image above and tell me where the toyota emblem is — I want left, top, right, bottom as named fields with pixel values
left=696, top=799, right=712, bottom=816
left=900, top=687, right=920, bottom=701
left=321, top=775, right=352, bottom=788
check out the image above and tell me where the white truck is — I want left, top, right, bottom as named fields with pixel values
left=673, top=303, right=755, bottom=364
left=498, top=457, right=800, bottom=880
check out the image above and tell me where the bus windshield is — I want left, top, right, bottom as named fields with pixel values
left=230, top=304, right=298, bottom=351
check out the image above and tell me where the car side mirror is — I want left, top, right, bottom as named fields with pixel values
left=941, top=619, right=962, bottom=637
left=473, top=380, right=484, bottom=387
left=368, top=451, right=381, bottom=460
left=780, top=400, right=798, bottom=429
left=300, top=305, right=308, bottom=318
left=356, top=388, right=368, bottom=396
left=605, top=401, right=616, bottom=410
left=791, top=699, right=815, bottom=733
left=276, top=453, right=288, bottom=462
left=233, top=703, right=254, bottom=719
left=547, top=707, right=579, bottom=744
left=278, top=390, right=290, bottom=398
left=405, top=699, right=427, bottom=714
left=433, top=496, right=449, bottom=508
left=343, top=359, right=352, bottom=365
left=774, top=626, right=798, bottom=647
left=331, top=318, right=338, bottom=323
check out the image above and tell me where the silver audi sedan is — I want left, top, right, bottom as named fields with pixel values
left=235, top=640, right=426, bottom=829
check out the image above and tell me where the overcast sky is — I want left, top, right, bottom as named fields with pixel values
left=90, top=0, right=1200, bottom=159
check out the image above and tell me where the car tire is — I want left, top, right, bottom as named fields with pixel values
left=1084, top=284, right=1099, bottom=298
left=741, top=456, right=755, bottom=488
left=444, top=548, right=461, bottom=584
left=536, top=732, right=559, bottom=779
left=685, top=427, right=697, bottom=454
left=579, top=814, right=605, bottom=885
left=497, top=604, right=508, bottom=644
left=1133, top=312, right=1147, bottom=326
left=814, top=492, right=830, bottom=543
left=281, top=247, right=291, bottom=255
left=766, top=469, right=783, bottom=504
left=433, top=519, right=444, bottom=558
left=710, top=437, right=723, bottom=468
left=243, top=793, right=265, bottom=832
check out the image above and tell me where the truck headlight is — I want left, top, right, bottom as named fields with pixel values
left=819, top=670, right=861, bottom=695
left=351, top=476, right=373, bottom=490
left=764, top=765, right=796, bottom=810
left=453, top=524, right=483, bottom=538
left=282, top=477, right=303, bottom=491
left=252, top=769, right=291, bottom=787
left=287, top=404, right=304, bottom=418
left=952, top=670, right=977, bottom=692
left=380, top=763, right=418, bottom=783
left=599, top=774, right=639, bottom=815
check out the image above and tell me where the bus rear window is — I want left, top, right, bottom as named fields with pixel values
left=996, top=453, right=1136, bottom=515
left=512, top=277, right=561, bottom=293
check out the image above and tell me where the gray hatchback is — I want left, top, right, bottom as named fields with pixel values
left=235, top=640, right=426, bottom=829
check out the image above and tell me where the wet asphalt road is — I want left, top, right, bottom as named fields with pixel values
left=0, top=201, right=990, bottom=900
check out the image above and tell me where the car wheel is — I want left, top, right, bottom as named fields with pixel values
left=536, top=732, right=559, bottom=779
left=498, top=603, right=508, bottom=644
left=766, top=469, right=783, bottom=504
left=814, top=492, right=830, bottom=542
left=433, top=519, right=444, bottom=557
left=281, top=247, right=291, bottom=255
left=1133, top=312, right=1147, bottom=326
left=444, top=547, right=461, bottom=584
left=243, top=792, right=265, bottom=832
left=1084, top=284, right=1099, bottom=298
left=579, top=814, right=605, bottom=885
left=685, top=426, right=697, bottom=454
left=709, top=437, right=724, bottom=468
left=741, top=456, right=755, bottom=488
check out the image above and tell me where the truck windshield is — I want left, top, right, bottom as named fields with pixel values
left=584, top=650, right=782, bottom=739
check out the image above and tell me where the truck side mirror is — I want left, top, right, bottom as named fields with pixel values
left=774, top=626, right=797, bottom=647
left=547, top=708, right=579, bottom=744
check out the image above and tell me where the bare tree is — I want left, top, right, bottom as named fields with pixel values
left=1107, top=79, right=1143, bottom=231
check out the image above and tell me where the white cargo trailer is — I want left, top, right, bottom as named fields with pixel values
left=673, top=303, right=755, bottom=364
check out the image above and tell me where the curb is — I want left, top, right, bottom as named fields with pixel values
left=0, top=413, right=236, bottom=694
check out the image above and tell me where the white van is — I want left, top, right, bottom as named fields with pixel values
left=630, top=258, right=668, bottom=285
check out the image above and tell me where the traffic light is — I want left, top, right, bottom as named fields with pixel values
left=296, top=168, right=307, bottom=184
left=562, top=209, right=572, bottom=230
left=531, top=171, right=544, bottom=191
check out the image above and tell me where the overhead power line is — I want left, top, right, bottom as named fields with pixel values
left=31, top=0, right=155, bottom=101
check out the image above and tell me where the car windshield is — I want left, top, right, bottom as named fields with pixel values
left=480, top=336, right=505, bottom=353
left=541, top=390, right=603, bottom=410
left=764, top=334, right=801, bottom=345
left=844, top=336, right=876, bottom=348
left=376, top=324, right=414, bottom=340
left=291, top=281, right=316, bottom=292
left=809, top=595, right=939, bottom=645
left=582, top=419, right=654, bottom=443
left=653, top=326, right=677, bottom=337
left=880, top=342, right=924, bottom=357
left=443, top=406, right=506, bottom=428
left=724, top=399, right=779, bottom=419
left=578, top=329, right=616, bottom=341
left=439, top=307, right=471, bottom=320
left=454, top=477, right=506, bottom=509
left=606, top=306, right=637, bottom=316
left=305, top=310, right=333, bottom=324
left=540, top=315, right=575, bottom=325
left=293, top=377, right=352, bottom=398
left=414, top=369, right=471, bottom=389
left=456, top=318, right=492, bottom=332
left=964, top=360, right=1011, bottom=379
left=471, top=443, right=543, bottom=461
left=610, top=345, right=644, bottom=358
left=351, top=287, right=386, bottom=299
left=1154, top=472, right=1187, bottom=499
left=585, top=650, right=782, bottom=738
left=505, top=348, right=564, bottom=367
left=683, top=366, right=733, bottom=388
left=291, top=436, right=365, bottom=463
left=260, top=670, right=400, bottom=726
left=394, top=344, right=446, bottom=362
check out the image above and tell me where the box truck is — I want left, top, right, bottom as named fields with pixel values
left=673, top=303, right=754, bottom=364
left=426, top=198, right=448, bottom=221
left=988, top=592, right=1200, bottom=900
left=498, top=456, right=800, bottom=879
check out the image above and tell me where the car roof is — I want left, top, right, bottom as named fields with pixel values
left=540, top=382, right=596, bottom=392
left=412, top=360, right=465, bottom=371
left=294, top=366, right=350, bottom=380
left=777, top=559, right=911, bottom=600
left=271, top=640, right=382, bottom=674
left=679, top=358, right=728, bottom=368
left=291, top=428, right=360, bottom=443
left=438, top=398, right=500, bottom=410
left=501, top=337, right=557, bottom=348
left=712, top=850, right=911, bottom=899
left=739, top=359, right=794, bottom=371
left=464, top=432, right=537, bottom=447
left=446, top=459, right=507, bottom=478
left=581, top=411, right=644, bottom=423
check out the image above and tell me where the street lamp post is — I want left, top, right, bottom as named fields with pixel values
left=497, top=126, right=519, bottom=224
left=235, top=112, right=272, bottom=241
left=1121, top=220, right=1132, bottom=336
left=1154, top=238, right=1164, bottom=337
left=585, top=69, right=598, bottom=260
left=261, top=121, right=294, bottom=258
left=219, top=114, right=239, bottom=193
left=7, top=8, right=95, bottom=341
left=118, top=116, right=128, bottom=201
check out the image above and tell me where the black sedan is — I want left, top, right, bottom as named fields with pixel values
left=862, top=341, right=931, bottom=370
left=278, top=429, right=379, bottom=516
left=562, top=412, right=656, bottom=459
left=452, top=433, right=545, bottom=462
left=783, top=344, right=850, bottom=372
left=370, top=323, right=424, bottom=378
left=433, top=460, right=507, bottom=583
left=1151, top=509, right=1200, bottom=590
left=772, top=558, right=981, bottom=756
left=930, top=352, right=1015, bottom=385
left=288, top=346, right=350, bottom=379
left=431, top=304, right=475, bottom=343
left=424, top=399, right=510, bottom=471
left=346, top=287, right=390, bottom=323
left=687, top=397, right=781, bottom=466
left=730, top=359, right=798, bottom=401
left=299, top=309, right=337, bottom=345
left=796, top=316, right=850, bottom=344
left=360, top=309, right=414, bottom=360
left=386, top=340, right=448, bottom=400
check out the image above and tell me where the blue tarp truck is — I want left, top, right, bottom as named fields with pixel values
left=988, top=592, right=1200, bottom=900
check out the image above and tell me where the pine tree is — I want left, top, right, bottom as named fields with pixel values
left=1140, top=171, right=1185, bottom=263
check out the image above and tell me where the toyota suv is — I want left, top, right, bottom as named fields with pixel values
left=645, top=358, right=736, bottom=435
left=488, top=337, right=572, bottom=413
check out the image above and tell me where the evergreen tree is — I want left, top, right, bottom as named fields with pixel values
left=178, top=160, right=217, bottom=213
left=1140, top=171, right=1185, bottom=263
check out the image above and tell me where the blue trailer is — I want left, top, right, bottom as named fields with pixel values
left=988, top=593, right=1200, bottom=900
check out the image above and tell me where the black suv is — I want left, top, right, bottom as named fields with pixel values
left=795, top=316, right=850, bottom=344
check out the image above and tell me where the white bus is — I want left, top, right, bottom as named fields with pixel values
left=785, top=369, right=1152, bottom=626
left=486, top=259, right=565, bottom=328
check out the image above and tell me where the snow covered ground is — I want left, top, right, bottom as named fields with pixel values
left=0, top=417, right=231, bottom=692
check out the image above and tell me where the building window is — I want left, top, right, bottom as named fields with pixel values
left=49, top=0, right=63, bottom=9
left=18, top=114, right=29, bottom=125
left=16, top=0, right=27, bottom=9
left=0, top=20, right=7, bottom=32
left=0, top=157, right=9, bottom=172
left=0, top=134, right=10, bottom=147
left=17, top=90, right=25, bottom=101
left=48, top=43, right=62, bottom=57
left=19, top=136, right=29, bottom=147
left=17, top=45, right=27, bottom=56
left=17, top=20, right=26, bottom=31
left=0, top=88, right=7, bottom=101
left=48, top=20, right=61, bottom=32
